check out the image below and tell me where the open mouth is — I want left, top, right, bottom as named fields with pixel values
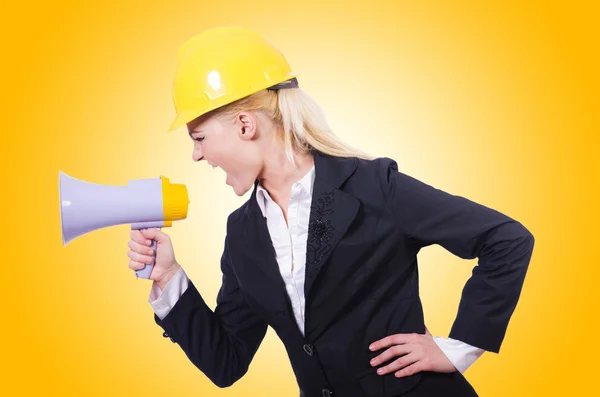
left=207, top=162, right=232, bottom=186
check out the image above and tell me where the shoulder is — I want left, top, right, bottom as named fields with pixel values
left=358, top=155, right=429, bottom=191
left=358, top=155, right=397, bottom=171
left=351, top=155, right=400, bottom=187
left=351, top=155, right=435, bottom=205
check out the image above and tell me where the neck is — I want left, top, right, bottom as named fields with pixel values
left=258, top=140, right=314, bottom=196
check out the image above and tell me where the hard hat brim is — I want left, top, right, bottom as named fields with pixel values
left=168, top=109, right=200, bottom=132
left=167, top=73, right=298, bottom=132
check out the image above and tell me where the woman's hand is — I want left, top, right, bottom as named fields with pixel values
left=368, top=328, right=457, bottom=378
left=127, top=228, right=181, bottom=289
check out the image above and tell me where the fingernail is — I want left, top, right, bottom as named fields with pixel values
left=370, top=359, right=376, bottom=365
left=146, top=240, right=151, bottom=246
left=377, top=368, right=384, bottom=375
left=369, top=344, right=375, bottom=351
left=148, top=249, right=154, bottom=256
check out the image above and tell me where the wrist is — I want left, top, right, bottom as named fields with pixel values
left=156, top=264, right=181, bottom=290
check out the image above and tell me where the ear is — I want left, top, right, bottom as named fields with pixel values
left=236, top=111, right=257, bottom=140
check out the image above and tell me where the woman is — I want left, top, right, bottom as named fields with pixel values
left=127, top=27, right=534, bottom=397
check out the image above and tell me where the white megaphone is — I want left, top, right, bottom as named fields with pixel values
left=59, top=171, right=190, bottom=279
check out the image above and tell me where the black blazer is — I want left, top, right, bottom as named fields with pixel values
left=154, top=151, right=535, bottom=397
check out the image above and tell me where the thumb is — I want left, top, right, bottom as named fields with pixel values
left=140, top=228, right=169, bottom=243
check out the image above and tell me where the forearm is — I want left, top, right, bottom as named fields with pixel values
left=155, top=282, right=262, bottom=387
left=448, top=221, right=534, bottom=352
left=151, top=238, right=269, bottom=388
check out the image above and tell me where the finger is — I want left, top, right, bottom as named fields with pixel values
left=130, top=230, right=152, bottom=246
left=371, top=344, right=412, bottom=367
left=395, top=361, right=424, bottom=378
left=376, top=353, right=419, bottom=376
left=141, top=228, right=170, bottom=243
left=128, top=239, right=154, bottom=256
left=128, top=260, right=145, bottom=271
left=127, top=250, right=153, bottom=264
left=370, top=333, right=419, bottom=351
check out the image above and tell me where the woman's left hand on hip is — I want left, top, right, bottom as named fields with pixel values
left=368, top=328, right=457, bottom=378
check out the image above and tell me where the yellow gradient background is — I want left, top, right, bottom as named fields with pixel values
left=2, top=1, right=598, bottom=396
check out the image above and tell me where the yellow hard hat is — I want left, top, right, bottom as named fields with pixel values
left=168, top=26, right=297, bottom=131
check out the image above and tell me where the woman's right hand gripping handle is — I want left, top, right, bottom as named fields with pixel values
left=128, top=228, right=181, bottom=290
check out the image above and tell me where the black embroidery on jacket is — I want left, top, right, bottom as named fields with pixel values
left=306, top=192, right=335, bottom=278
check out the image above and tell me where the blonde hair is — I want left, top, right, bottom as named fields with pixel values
left=212, top=88, right=374, bottom=166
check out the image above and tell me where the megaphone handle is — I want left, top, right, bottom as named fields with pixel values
left=135, top=234, right=156, bottom=279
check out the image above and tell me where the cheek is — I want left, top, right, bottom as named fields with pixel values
left=206, top=144, right=228, bottom=165
left=222, top=148, right=247, bottom=172
left=234, top=154, right=258, bottom=178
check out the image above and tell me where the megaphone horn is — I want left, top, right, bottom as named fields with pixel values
left=59, top=171, right=190, bottom=279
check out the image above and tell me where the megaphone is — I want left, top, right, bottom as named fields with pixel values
left=59, top=171, right=190, bottom=279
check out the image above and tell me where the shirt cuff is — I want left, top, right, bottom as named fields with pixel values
left=148, top=267, right=190, bottom=321
left=433, top=336, right=485, bottom=374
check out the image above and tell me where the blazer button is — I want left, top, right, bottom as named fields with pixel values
left=321, top=388, right=333, bottom=397
left=170, top=337, right=176, bottom=343
left=303, top=344, right=314, bottom=356
left=162, top=331, right=169, bottom=338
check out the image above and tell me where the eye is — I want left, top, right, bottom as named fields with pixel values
left=193, top=137, right=204, bottom=142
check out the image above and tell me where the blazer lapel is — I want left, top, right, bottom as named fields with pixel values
left=232, top=152, right=360, bottom=290
left=228, top=152, right=361, bottom=332
left=304, top=152, right=360, bottom=297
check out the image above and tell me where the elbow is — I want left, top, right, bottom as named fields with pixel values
left=482, top=221, right=535, bottom=270
left=511, top=223, right=535, bottom=271
left=527, top=231, right=535, bottom=252
left=506, top=220, right=535, bottom=253
left=204, top=360, right=249, bottom=388
left=213, top=378, right=235, bottom=389
left=188, top=337, right=255, bottom=388
left=520, top=224, right=535, bottom=254
left=210, top=369, right=246, bottom=388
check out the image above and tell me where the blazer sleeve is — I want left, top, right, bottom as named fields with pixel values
left=378, top=158, right=535, bottom=353
left=153, top=235, right=268, bottom=388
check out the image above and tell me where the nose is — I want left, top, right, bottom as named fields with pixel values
left=192, top=145, right=203, bottom=162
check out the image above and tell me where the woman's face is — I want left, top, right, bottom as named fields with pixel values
left=187, top=112, right=262, bottom=197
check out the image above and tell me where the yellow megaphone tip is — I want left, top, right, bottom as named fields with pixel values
left=161, top=176, right=190, bottom=223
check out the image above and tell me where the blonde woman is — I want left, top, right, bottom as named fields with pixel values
left=127, top=27, right=534, bottom=397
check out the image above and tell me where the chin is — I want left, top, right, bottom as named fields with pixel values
left=230, top=180, right=252, bottom=197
